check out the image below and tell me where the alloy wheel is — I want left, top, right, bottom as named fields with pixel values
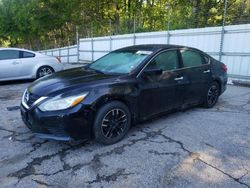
left=39, top=67, right=53, bottom=78
left=207, top=84, right=219, bottom=106
left=101, top=108, right=128, bottom=139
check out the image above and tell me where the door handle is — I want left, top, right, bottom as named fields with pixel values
left=174, top=76, right=183, bottom=81
left=203, top=70, right=210, bottom=73
left=12, top=61, right=19, bottom=65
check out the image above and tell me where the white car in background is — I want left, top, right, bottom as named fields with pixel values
left=0, top=48, right=64, bottom=81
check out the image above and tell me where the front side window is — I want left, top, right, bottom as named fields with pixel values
left=22, top=51, right=35, bottom=58
left=89, top=50, right=152, bottom=74
left=145, top=50, right=179, bottom=71
left=180, top=49, right=205, bottom=68
left=0, top=50, right=20, bottom=60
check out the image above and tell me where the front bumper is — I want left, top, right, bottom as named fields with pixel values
left=20, top=103, right=94, bottom=141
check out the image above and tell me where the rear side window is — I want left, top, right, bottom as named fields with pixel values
left=145, top=50, right=179, bottom=71
left=0, top=50, right=20, bottom=60
left=180, top=49, right=205, bottom=68
left=22, top=51, right=35, bottom=58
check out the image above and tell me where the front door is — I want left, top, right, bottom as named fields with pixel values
left=138, top=50, right=187, bottom=119
left=0, top=50, right=22, bottom=80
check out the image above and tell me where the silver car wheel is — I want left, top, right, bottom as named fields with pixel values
left=38, top=66, right=54, bottom=78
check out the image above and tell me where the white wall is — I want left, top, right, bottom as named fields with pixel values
left=41, top=45, right=78, bottom=64
left=41, top=24, right=250, bottom=79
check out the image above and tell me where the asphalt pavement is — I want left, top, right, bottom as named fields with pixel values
left=0, top=80, right=249, bottom=188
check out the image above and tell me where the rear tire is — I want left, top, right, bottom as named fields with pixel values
left=36, top=66, right=54, bottom=79
left=204, top=81, right=220, bottom=108
left=93, top=101, right=131, bottom=145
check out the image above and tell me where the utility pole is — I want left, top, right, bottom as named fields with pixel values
left=76, top=26, right=79, bottom=63
left=133, top=16, right=136, bottom=45
left=109, top=20, right=112, bottom=52
left=219, top=0, right=228, bottom=61
left=167, top=0, right=171, bottom=44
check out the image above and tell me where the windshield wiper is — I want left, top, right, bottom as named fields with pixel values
left=86, top=67, right=105, bottom=74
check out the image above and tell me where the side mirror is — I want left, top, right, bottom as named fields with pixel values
left=143, top=68, right=163, bottom=76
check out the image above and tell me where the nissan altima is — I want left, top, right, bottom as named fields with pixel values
left=0, top=48, right=63, bottom=81
left=20, top=44, right=227, bottom=145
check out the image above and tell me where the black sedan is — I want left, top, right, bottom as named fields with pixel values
left=20, top=44, right=227, bottom=144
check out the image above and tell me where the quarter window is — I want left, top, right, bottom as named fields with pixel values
left=203, top=55, right=210, bottom=64
left=22, top=51, right=35, bottom=58
left=145, top=50, right=179, bottom=71
left=0, top=50, right=20, bottom=60
left=180, top=49, right=204, bottom=68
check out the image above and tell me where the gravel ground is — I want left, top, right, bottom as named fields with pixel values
left=0, top=80, right=249, bottom=188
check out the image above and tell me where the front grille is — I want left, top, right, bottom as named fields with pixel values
left=24, top=91, right=40, bottom=107
left=27, top=93, right=39, bottom=107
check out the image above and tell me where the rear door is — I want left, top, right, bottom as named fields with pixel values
left=138, top=49, right=188, bottom=119
left=0, top=50, right=22, bottom=80
left=179, top=49, right=212, bottom=105
left=19, top=51, right=36, bottom=77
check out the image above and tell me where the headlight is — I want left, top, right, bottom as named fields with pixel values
left=38, top=93, right=88, bottom=111
left=21, top=89, right=28, bottom=104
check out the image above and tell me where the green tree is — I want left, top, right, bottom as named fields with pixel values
left=0, top=0, right=249, bottom=49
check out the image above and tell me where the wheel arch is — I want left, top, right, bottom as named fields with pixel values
left=212, top=78, right=222, bottom=95
left=91, top=94, right=138, bottom=125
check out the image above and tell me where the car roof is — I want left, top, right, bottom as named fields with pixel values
left=0, top=47, right=50, bottom=57
left=0, top=47, right=35, bottom=53
left=115, top=44, right=189, bottom=52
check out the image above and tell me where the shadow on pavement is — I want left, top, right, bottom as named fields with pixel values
left=0, top=79, right=34, bottom=86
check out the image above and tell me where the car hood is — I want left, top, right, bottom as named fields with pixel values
left=28, top=68, right=119, bottom=96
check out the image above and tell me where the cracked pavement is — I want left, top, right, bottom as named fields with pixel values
left=0, top=81, right=249, bottom=188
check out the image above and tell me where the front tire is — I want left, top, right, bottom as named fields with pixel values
left=36, top=66, right=54, bottom=79
left=204, top=81, right=220, bottom=108
left=94, top=101, right=131, bottom=145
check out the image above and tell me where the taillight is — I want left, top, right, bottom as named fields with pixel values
left=221, top=63, right=227, bottom=72
left=56, top=57, right=61, bottom=63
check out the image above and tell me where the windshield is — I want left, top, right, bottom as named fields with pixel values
left=89, top=50, right=152, bottom=74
